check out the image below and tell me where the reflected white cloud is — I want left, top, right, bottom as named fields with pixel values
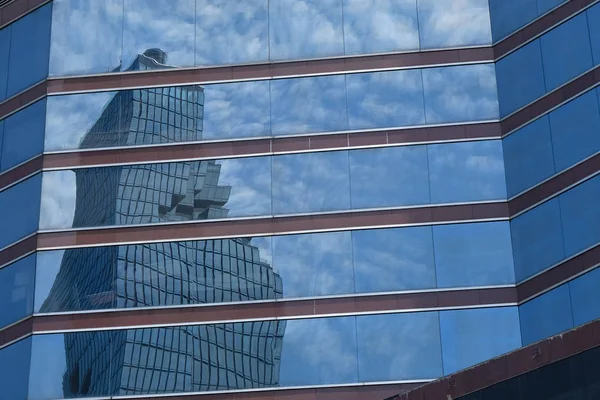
left=218, top=157, right=272, bottom=217
left=39, top=171, right=76, bottom=230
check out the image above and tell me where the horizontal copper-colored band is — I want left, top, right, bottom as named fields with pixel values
left=35, top=202, right=509, bottom=250
left=494, top=0, right=598, bottom=59
left=31, top=287, right=518, bottom=333
left=0, top=234, right=36, bottom=268
left=0, top=0, right=50, bottom=29
left=0, top=156, right=41, bottom=192
left=394, top=315, right=600, bottom=400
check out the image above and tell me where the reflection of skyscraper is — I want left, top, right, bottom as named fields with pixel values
left=41, top=49, right=286, bottom=397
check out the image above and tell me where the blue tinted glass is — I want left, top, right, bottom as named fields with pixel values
left=39, top=158, right=272, bottom=230
left=440, top=307, right=521, bottom=374
left=519, top=285, right=574, bottom=345
left=203, top=80, right=270, bottom=140
left=357, top=312, right=443, bottom=381
left=511, top=198, right=565, bottom=282
left=29, top=334, right=72, bottom=399
left=569, top=267, right=600, bottom=327
left=0, top=120, right=3, bottom=167
left=540, top=13, right=593, bottom=92
left=418, top=0, right=492, bottom=49
left=1, top=99, right=47, bottom=172
left=0, top=25, right=10, bottom=101
left=0, top=338, right=31, bottom=400
left=537, top=0, right=566, bottom=14
left=589, top=4, right=600, bottom=65
left=272, top=151, right=350, bottom=214
left=346, top=69, right=425, bottom=130
left=496, top=40, right=546, bottom=117
left=488, top=0, right=537, bottom=42
left=270, top=75, right=347, bottom=135
left=196, top=0, right=269, bottom=66
left=559, top=176, right=600, bottom=257
left=342, top=0, right=419, bottom=55
left=352, top=227, right=436, bottom=293
left=0, top=255, right=36, bottom=328
left=0, top=174, right=42, bottom=249
left=272, top=232, right=354, bottom=297
left=269, top=0, right=344, bottom=61
left=428, top=140, right=506, bottom=204
left=434, top=222, right=515, bottom=288
left=503, top=116, right=555, bottom=197
left=50, top=0, right=124, bottom=76
left=349, top=146, right=430, bottom=209
left=422, top=64, right=499, bottom=124
left=7, top=4, right=52, bottom=96
left=280, top=317, right=358, bottom=385
left=549, top=90, right=600, bottom=173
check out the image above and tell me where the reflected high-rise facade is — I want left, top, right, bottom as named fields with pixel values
left=41, top=50, right=286, bottom=397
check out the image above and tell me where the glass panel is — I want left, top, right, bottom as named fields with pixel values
left=418, top=0, right=491, bottom=49
left=519, top=285, right=574, bottom=345
left=1, top=99, right=47, bottom=172
left=122, top=0, right=195, bottom=71
left=537, top=0, right=566, bottom=14
left=0, top=338, right=31, bottom=400
left=39, top=158, right=272, bottom=230
left=428, top=140, right=506, bottom=204
left=346, top=69, right=425, bottom=130
left=0, top=25, right=10, bottom=101
left=270, top=75, right=347, bottom=135
left=269, top=0, right=344, bottom=61
left=50, top=0, right=124, bottom=76
left=272, top=232, right=354, bottom=297
left=7, top=4, right=52, bottom=97
left=0, top=120, right=3, bottom=166
left=495, top=40, right=546, bottom=117
left=440, top=307, right=521, bottom=374
left=510, top=198, right=565, bottom=282
left=549, top=90, right=600, bottom=173
left=559, top=175, right=600, bottom=257
left=503, top=116, right=555, bottom=197
left=0, top=174, right=42, bottom=249
left=0, top=255, right=36, bottom=329
left=348, top=146, right=430, bottom=209
left=352, top=226, right=436, bottom=293
left=357, top=312, right=442, bottom=381
left=540, top=13, right=593, bottom=92
left=569, top=267, right=600, bottom=327
left=488, top=0, right=537, bottom=42
left=202, top=81, right=270, bottom=140
left=195, top=0, right=269, bottom=66
left=433, top=222, right=515, bottom=288
left=342, top=0, right=419, bottom=55
left=422, top=64, right=499, bottom=124
left=589, top=4, right=600, bottom=65
left=272, top=151, right=350, bottom=214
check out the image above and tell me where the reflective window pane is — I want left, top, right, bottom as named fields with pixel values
left=488, top=0, right=537, bottom=42
left=1, top=99, right=46, bottom=172
left=537, top=0, right=567, bottom=14
left=342, top=0, right=419, bottom=55
left=503, top=116, right=555, bottom=197
left=519, top=285, right=574, bottom=345
left=50, top=0, right=123, bottom=76
left=540, top=13, right=593, bottom=92
left=273, top=151, right=350, bottom=214
left=511, top=198, right=565, bottom=282
left=0, top=338, right=31, bottom=400
left=569, top=267, right=600, bottom=327
left=428, top=140, right=506, bottom=204
left=357, top=312, right=442, bottom=381
left=39, top=158, right=272, bottom=230
left=440, top=307, right=521, bottom=374
left=270, top=75, right=347, bottom=135
left=589, top=4, right=600, bottom=65
left=0, top=25, right=10, bottom=101
left=269, top=0, right=344, bottom=61
left=272, top=232, right=354, bottom=297
left=0, top=255, right=36, bottom=329
left=349, top=146, right=430, bottom=209
left=196, top=0, right=269, bottom=66
left=422, top=64, right=499, bottom=124
left=122, top=0, right=195, bottom=71
left=433, top=222, right=515, bottom=288
left=346, top=69, right=425, bottom=130
left=418, top=0, right=492, bottom=49
left=352, top=227, right=436, bottom=293
left=0, top=174, right=42, bottom=249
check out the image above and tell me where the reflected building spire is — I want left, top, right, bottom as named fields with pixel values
left=41, top=49, right=286, bottom=397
